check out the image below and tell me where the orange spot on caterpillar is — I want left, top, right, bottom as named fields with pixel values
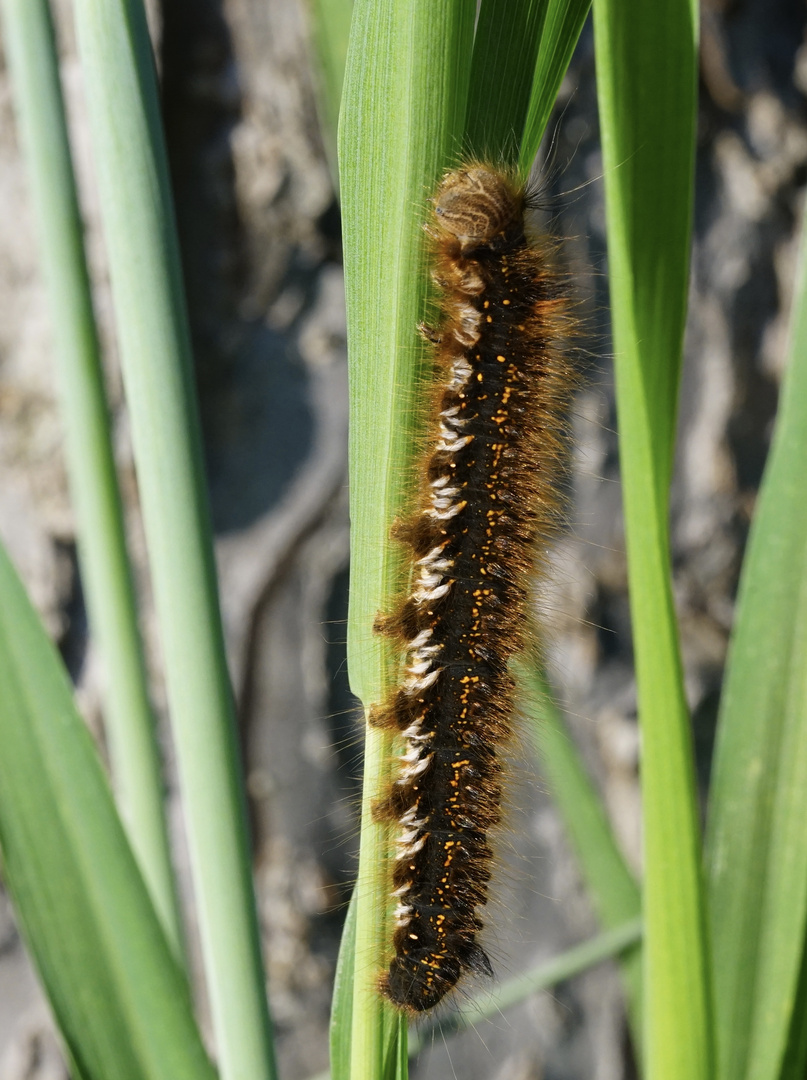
left=374, top=161, right=576, bottom=1014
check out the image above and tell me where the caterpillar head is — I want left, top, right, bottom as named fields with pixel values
left=433, top=166, right=523, bottom=250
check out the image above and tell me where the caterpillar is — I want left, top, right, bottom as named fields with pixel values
left=371, top=163, right=575, bottom=1013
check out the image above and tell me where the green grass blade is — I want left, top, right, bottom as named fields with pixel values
left=518, top=0, right=591, bottom=173
left=705, top=206, right=807, bottom=1080
left=0, top=544, right=215, bottom=1080
left=0, top=0, right=183, bottom=960
left=329, top=888, right=357, bottom=1080
left=465, top=0, right=550, bottom=165
left=465, top=0, right=592, bottom=174
left=518, top=664, right=643, bottom=1054
left=338, top=0, right=475, bottom=1074
left=779, top=946, right=807, bottom=1080
left=70, top=3, right=276, bottom=1078
left=306, top=0, right=354, bottom=181
left=409, top=916, right=643, bottom=1052
left=592, top=1, right=712, bottom=1078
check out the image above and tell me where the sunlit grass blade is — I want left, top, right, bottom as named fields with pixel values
left=0, top=543, right=215, bottom=1080
left=465, top=0, right=592, bottom=174
left=518, top=0, right=591, bottom=173
left=592, top=1, right=712, bottom=1078
left=338, top=0, right=475, bottom=1074
left=329, top=888, right=357, bottom=1080
left=705, top=206, right=807, bottom=1080
left=464, top=0, right=550, bottom=165
left=0, top=0, right=183, bottom=960
left=779, top=948, right=807, bottom=1080
left=70, top=3, right=276, bottom=1078
left=409, top=916, right=642, bottom=1053
left=518, top=664, right=643, bottom=1054
left=306, top=0, right=354, bottom=182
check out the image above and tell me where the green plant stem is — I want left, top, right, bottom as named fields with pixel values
left=70, top=3, right=276, bottom=1078
left=0, top=0, right=183, bottom=960
left=593, top=0, right=713, bottom=1077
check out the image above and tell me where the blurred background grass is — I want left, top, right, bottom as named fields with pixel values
left=0, top=0, right=804, bottom=1077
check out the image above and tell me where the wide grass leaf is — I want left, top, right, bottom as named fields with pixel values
left=0, top=544, right=215, bottom=1080
left=338, top=1, right=475, bottom=1074
left=705, top=205, right=807, bottom=1080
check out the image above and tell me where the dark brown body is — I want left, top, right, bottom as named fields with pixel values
left=373, top=165, right=574, bottom=1012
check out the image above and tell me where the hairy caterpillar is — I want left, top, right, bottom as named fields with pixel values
left=371, top=163, right=575, bottom=1013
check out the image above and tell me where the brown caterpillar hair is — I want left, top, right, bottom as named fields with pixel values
left=371, top=162, right=576, bottom=1013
